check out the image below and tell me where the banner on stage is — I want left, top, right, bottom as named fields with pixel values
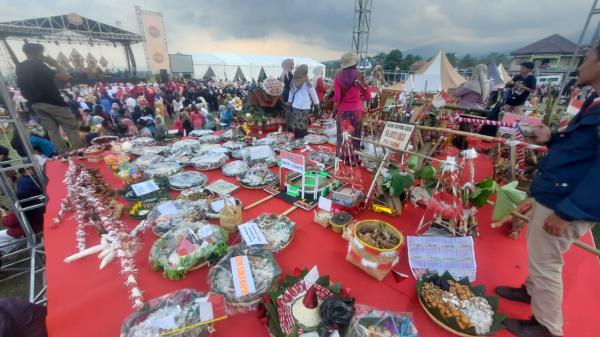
left=379, top=121, right=415, bottom=151
left=279, top=151, right=305, bottom=173
left=137, top=7, right=170, bottom=74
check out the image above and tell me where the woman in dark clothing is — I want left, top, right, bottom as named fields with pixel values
left=280, top=58, right=294, bottom=131
left=0, top=297, right=48, bottom=337
left=131, top=105, right=142, bottom=124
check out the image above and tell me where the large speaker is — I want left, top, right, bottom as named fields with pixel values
left=159, top=69, right=169, bottom=82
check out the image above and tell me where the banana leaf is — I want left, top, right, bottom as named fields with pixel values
left=383, top=170, right=415, bottom=196
left=469, top=178, right=499, bottom=208
left=492, top=181, right=527, bottom=221
left=407, top=154, right=419, bottom=170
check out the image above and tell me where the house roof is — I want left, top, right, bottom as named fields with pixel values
left=511, top=34, right=577, bottom=56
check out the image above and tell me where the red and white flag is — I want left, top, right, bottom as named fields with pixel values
left=432, top=90, right=450, bottom=108
left=566, top=98, right=584, bottom=115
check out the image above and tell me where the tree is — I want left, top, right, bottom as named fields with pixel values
left=459, top=54, right=476, bottom=68
left=446, top=52, right=458, bottom=67
left=400, top=54, right=421, bottom=71
left=383, top=49, right=404, bottom=71
left=372, top=52, right=386, bottom=66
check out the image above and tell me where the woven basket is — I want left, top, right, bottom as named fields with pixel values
left=346, top=220, right=404, bottom=281
left=219, top=198, right=242, bottom=232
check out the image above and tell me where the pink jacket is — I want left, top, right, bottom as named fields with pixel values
left=334, top=78, right=370, bottom=112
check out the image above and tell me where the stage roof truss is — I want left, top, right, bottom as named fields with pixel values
left=0, top=14, right=144, bottom=43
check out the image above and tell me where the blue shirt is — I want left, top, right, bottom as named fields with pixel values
left=29, top=135, right=56, bottom=157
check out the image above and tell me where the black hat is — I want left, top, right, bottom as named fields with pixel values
left=521, top=61, right=535, bottom=70
left=22, top=43, right=44, bottom=55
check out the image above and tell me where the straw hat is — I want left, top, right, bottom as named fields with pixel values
left=341, top=52, right=358, bottom=69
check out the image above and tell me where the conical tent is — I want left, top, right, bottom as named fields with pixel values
left=407, top=50, right=465, bottom=92
left=487, top=62, right=505, bottom=89
left=498, top=63, right=512, bottom=82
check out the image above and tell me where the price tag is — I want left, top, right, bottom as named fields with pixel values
left=318, top=196, right=332, bottom=212
left=130, top=180, right=159, bottom=196
left=238, top=222, right=268, bottom=246
left=157, top=201, right=177, bottom=216
left=211, top=197, right=236, bottom=212
left=304, top=265, right=320, bottom=289
left=230, top=256, right=256, bottom=297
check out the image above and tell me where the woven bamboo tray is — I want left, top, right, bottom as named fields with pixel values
left=418, top=295, right=480, bottom=337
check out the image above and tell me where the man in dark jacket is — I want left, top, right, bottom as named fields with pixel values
left=497, top=46, right=600, bottom=337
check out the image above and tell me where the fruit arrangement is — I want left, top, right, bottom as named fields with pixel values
left=417, top=273, right=504, bottom=336
left=356, top=222, right=401, bottom=249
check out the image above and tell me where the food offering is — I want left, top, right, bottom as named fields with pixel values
left=168, top=171, right=208, bottom=190
left=143, top=161, right=183, bottom=179
left=201, top=146, right=231, bottom=157
left=189, top=129, right=214, bottom=138
left=221, top=128, right=243, bottom=140
left=130, top=136, right=157, bottom=147
left=303, top=134, right=328, bottom=145
left=145, top=200, right=209, bottom=236
left=417, top=273, right=505, bottom=336
left=346, top=220, right=404, bottom=281
left=222, top=140, right=247, bottom=151
left=205, top=197, right=243, bottom=220
left=150, top=222, right=229, bottom=280
left=263, top=268, right=355, bottom=337
left=132, top=154, right=165, bottom=170
left=221, top=160, right=249, bottom=177
left=198, top=134, right=223, bottom=144
left=104, top=153, right=130, bottom=166
left=178, top=186, right=217, bottom=202
left=191, top=153, right=229, bottom=171
left=349, top=304, right=418, bottom=337
left=83, top=145, right=104, bottom=161
left=170, top=139, right=202, bottom=153
left=91, top=135, right=119, bottom=149
left=164, top=149, right=196, bottom=166
left=120, top=289, right=224, bottom=337
left=129, top=145, right=168, bottom=157
left=237, top=165, right=278, bottom=189
left=128, top=198, right=167, bottom=219
left=241, top=145, right=278, bottom=167
left=242, top=214, right=296, bottom=253
left=208, top=247, right=281, bottom=314
left=329, top=211, right=353, bottom=234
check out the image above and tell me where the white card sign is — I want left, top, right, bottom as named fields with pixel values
left=130, top=180, right=159, bottom=196
left=379, top=121, right=415, bottom=151
left=317, top=196, right=332, bottom=212
left=304, top=265, right=320, bottom=289
left=238, top=222, right=268, bottom=246
left=210, top=197, right=236, bottom=213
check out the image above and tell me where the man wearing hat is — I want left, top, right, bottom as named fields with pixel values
left=16, top=43, right=83, bottom=153
left=504, top=61, right=537, bottom=114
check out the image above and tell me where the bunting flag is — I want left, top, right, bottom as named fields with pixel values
left=432, top=90, right=450, bottom=108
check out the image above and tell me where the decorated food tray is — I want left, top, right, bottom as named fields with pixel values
left=191, top=153, right=229, bottom=171
left=164, top=149, right=195, bottom=166
left=303, top=134, right=329, bottom=145
left=349, top=304, right=418, bottom=337
left=237, top=165, right=278, bottom=189
left=205, top=197, right=243, bottom=220
left=198, top=134, right=223, bottom=144
left=189, top=129, right=214, bottom=138
left=104, top=154, right=130, bottom=166
left=222, top=141, right=247, bottom=151
left=208, top=247, right=281, bottom=313
left=147, top=199, right=209, bottom=236
left=120, top=289, right=215, bottom=337
left=83, top=145, right=104, bottom=157
left=91, top=135, right=118, bottom=148
left=201, top=146, right=231, bottom=157
left=130, top=136, right=156, bottom=147
left=168, top=171, right=208, bottom=190
left=417, top=273, right=505, bottom=336
left=221, top=128, right=243, bottom=140
left=177, top=186, right=217, bottom=202
left=143, top=161, right=182, bottom=178
left=241, top=146, right=278, bottom=167
left=242, top=214, right=296, bottom=253
left=252, top=137, right=276, bottom=147
left=128, top=198, right=167, bottom=219
left=129, top=145, right=168, bottom=157
left=170, top=139, right=202, bottom=153
left=221, top=160, right=249, bottom=177
left=133, top=155, right=165, bottom=170
left=150, top=222, right=229, bottom=280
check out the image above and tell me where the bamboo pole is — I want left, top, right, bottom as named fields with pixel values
left=365, top=151, right=390, bottom=206
left=243, top=194, right=276, bottom=211
left=279, top=205, right=298, bottom=217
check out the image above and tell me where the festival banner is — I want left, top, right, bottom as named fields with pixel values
left=137, top=7, right=170, bottom=74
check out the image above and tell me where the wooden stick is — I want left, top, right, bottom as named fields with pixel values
left=365, top=151, right=390, bottom=207
left=279, top=205, right=298, bottom=217
left=486, top=200, right=600, bottom=257
left=349, top=136, right=444, bottom=163
left=244, top=194, right=276, bottom=211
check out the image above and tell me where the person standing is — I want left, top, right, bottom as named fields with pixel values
left=312, top=66, right=327, bottom=102
left=333, top=52, right=370, bottom=162
left=16, top=43, right=83, bottom=153
left=504, top=62, right=537, bottom=114
left=497, top=46, right=600, bottom=337
left=288, top=64, right=320, bottom=138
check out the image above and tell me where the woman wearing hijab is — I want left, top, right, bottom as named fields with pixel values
left=452, top=64, right=490, bottom=149
left=312, top=66, right=327, bottom=102
left=454, top=64, right=490, bottom=109
left=120, top=118, right=139, bottom=137
left=154, top=116, right=167, bottom=142
left=281, top=58, right=295, bottom=101
left=333, top=52, right=370, bottom=162
left=288, top=64, right=320, bottom=138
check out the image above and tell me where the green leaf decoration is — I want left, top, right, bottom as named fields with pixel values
left=389, top=171, right=415, bottom=196
left=492, top=181, right=527, bottom=221
left=470, top=178, right=499, bottom=208
left=407, top=154, right=419, bottom=170
left=417, top=164, right=437, bottom=183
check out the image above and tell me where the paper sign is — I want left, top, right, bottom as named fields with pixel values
left=211, top=197, right=236, bottom=212
left=207, top=179, right=239, bottom=196
left=157, top=201, right=177, bottom=216
left=238, top=222, right=268, bottom=246
left=304, top=265, right=320, bottom=289
left=379, top=121, right=415, bottom=151
left=407, top=236, right=477, bottom=281
left=149, top=315, right=177, bottom=329
left=198, top=301, right=214, bottom=322
left=318, top=196, right=332, bottom=212
left=230, top=256, right=256, bottom=297
left=130, top=180, right=159, bottom=196
left=280, top=150, right=305, bottom=173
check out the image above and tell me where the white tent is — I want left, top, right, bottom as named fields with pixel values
left=188, top=53, right=326, bottom=81
left=406, top=50, right=466, bottom=92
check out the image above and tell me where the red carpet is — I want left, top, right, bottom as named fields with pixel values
left=43, top=154, right=600, bottom=337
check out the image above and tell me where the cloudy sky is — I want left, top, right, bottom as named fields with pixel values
left=0, top=0, right=593, bottom=70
